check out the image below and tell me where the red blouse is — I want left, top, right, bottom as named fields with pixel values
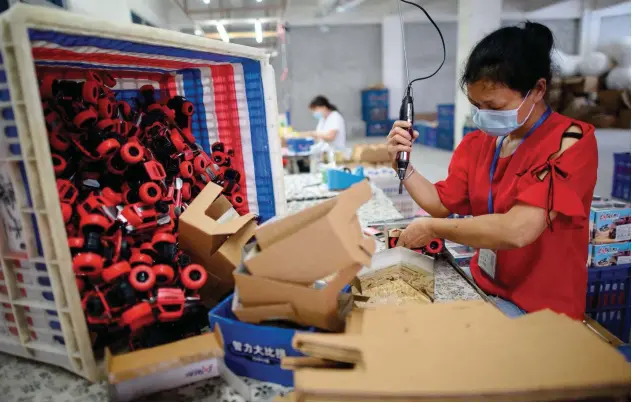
left=435, top=112, right=598, bottom=319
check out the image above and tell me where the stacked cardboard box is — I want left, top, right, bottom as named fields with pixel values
left=232, top=181, right=376, bottom=332
left=588, top=199, right=631, bottom=267
left=552, top=76, right=631, bottom=129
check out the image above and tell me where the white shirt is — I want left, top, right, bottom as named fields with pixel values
left=316, top=110, right=346, bottom=150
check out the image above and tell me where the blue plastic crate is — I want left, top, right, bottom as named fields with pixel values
left=362, top=106, right=388, bottom=122
left=286, top=138, right=314, bottom=153
left=366, top=120, right=392, bottom=137
left=437, top=127, right=454, bottom=151
left=413, top=122, right=436, bottom=145
left=208, top=294, right=314, bottom=386
left=361, top=88, right=389, bottom=110
left=612, top=152, right=631, bottom=200
left=437, top=104, right=454, bottom=129
left=586, top=264, right=631, bottom=311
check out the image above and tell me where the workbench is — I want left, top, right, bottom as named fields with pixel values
left=0, top=174, right=481, bottom=401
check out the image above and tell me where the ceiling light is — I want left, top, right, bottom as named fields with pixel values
left=256, top=0, right=263, bottom=2
left=216, top=23, right=230, bottom=43
left=194, top=28, right=203, bottom=36
left=254, top=20, right=263, bottom=44
left=203, top=0, right=211, bottom=4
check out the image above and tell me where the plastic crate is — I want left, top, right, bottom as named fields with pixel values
left=586, top=264, right=631, bottom=311
left=365, top=120, right=392, bottom=137
left=361, top=88, right=389, bottom=110
left=612, top=152, right=631, bottom=200
left=362, top=106, right=388, bottom=122
left=586, top=264, right=631, bottom=342
left=437, top=127, right=454, bottom=151
left=0, top=4, right=284, bottom=381
left=437, top=104, right=454, bottom=129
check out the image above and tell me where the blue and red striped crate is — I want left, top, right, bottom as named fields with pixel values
left=28, top=28, right=283, bottom=222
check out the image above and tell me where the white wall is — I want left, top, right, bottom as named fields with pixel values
left=65, top=0, right=175, bottom=28
left=65, top=0, right=130, bottom=24
left=598, top=13, right=632, bottom=46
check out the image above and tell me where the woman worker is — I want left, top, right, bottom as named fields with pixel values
left=301, top=95, right=347, bottom=150
left=386, top=22, right=597, bottom=319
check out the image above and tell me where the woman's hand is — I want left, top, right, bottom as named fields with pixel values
left=397, top=218, right=436, bottom=249
left=386, top=121, right=419, bottom=169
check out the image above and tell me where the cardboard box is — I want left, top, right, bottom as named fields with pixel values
left=289, top=302, right=631, bottom=401
left=179, top=182, right=257, bottom=305
left=246, top=180, right=375, bottom=284
left=617, top=109, right=631, bottom=129
left=209, top=294, right=315, bottom=387
left=107, top=329, right=224, bottom=401
left=588, top=242, right=631, bottom=268
left=445, top=241, right=476, bottom=268
left=414, top=112, right=437, bottom=122
left=589, top=201, right=631, bottom=244
left=350, top=144, right=390, bottom=164
left=233, top=257, right=357, bottom=332
left=564, top=75, right=600, bottom=94
left=598, top=90, right=624, bottom=115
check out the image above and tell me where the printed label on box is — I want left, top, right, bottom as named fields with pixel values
left=616, top=224, right=631, bottom=242
left=229, top=340, right=286, bottom=364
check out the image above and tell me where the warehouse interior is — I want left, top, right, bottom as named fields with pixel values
left=0, top=0, right=631, bottom=401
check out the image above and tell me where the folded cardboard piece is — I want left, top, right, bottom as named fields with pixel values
left=234, top=248, right=357, bottom=332
left=246, top=180, right=375, bottom=284
left=179, top=182, right=257, bottom=306
left=106, top=326, right=224, bottom=401
left=233, top=181, right=376, bottom=331
left=288, top=301, right=631, bottom=401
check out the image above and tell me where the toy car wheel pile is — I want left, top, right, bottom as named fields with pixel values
left=39, top=69, right=246, bottom=350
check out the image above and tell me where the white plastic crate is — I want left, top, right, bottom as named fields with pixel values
left=0, top=4, right=284, bottom=381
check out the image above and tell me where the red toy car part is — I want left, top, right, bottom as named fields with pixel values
left=181, top=264, right=207, bottom=291
left=154, top=287, right=185, bottom=322
left=152, top=264, right=175, bottom=286
left=129, top=265, right=155, bottom=292
left=121, top=301, right=155, bottom=332
left=102, top=261, right=132, bottom=283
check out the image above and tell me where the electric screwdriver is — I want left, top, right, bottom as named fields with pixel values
left=397, top=88, right=414, bottom=194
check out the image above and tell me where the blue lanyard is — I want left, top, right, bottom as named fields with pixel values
left=488, top=107, right=552, bottom=214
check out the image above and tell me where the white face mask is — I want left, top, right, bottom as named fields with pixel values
left=471, top=90, right=534, bottom=137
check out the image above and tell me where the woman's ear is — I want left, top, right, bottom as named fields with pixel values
left=533, top=78, right=548, bottom=102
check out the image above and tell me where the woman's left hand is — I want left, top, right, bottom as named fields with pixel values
left=397, top=218, right=436, bottom=249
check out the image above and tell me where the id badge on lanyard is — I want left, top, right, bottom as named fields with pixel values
left=482, top=107, right=552, bottom=280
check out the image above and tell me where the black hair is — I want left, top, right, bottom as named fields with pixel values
left=460, top=21, right=554, bottom=96
left=309, top=95, right=338, bottom=112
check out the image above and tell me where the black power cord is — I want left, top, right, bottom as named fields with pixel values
left=400, top=0, right=447, bottom=90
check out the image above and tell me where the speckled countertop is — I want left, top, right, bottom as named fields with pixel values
left=0, top=174, right=480, bottom=402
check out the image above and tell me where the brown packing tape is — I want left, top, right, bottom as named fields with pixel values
left=291, top=303, right=630, bottom=400
left=107, top=325, right=224, bottom=384
left=246, top=181, right=375, bottom=284
left=233, top=262, right=362, bottom=331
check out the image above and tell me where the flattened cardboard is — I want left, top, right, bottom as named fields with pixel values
left=179, top=182, right=255, bottom=257
left=291, top=302, right=631, bottom=401
left=107, top=326, right=224, bottom=400
left=233, top=260, right=360, bottom=331
left=246, top=181, right=375, bottom=284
